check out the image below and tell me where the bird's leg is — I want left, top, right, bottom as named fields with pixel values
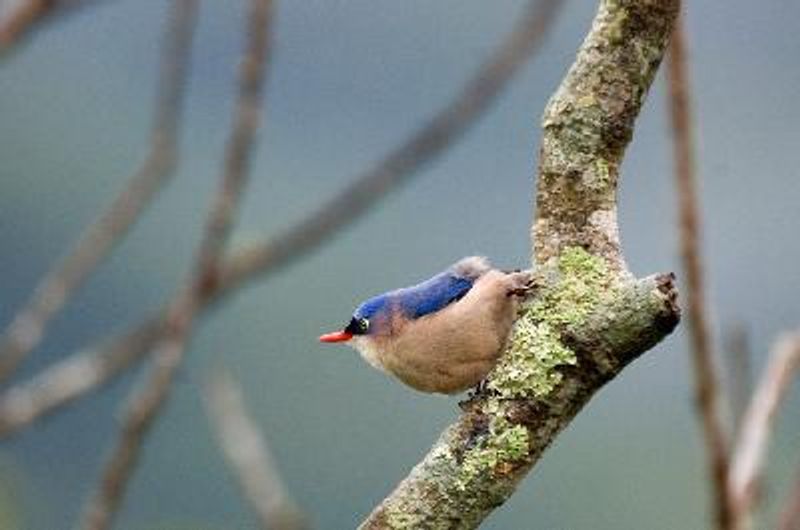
left=460, top=381, right=488, bottom=410
left=467, top=377, right=490, bottom=400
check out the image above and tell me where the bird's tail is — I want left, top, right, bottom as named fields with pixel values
left=450, top=256, right=491, bottom=280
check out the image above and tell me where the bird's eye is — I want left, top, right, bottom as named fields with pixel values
left=344, top=317, right=370, bottom=335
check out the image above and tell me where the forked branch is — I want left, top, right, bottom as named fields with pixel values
left=0, top=0, right=197, bottom=382
left=362, top=0, right=680, bottom=527
left=79, top=1, right=273, bottom=528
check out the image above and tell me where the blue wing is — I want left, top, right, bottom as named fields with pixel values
left=400, top=272, right=474, bottom=319
left=356, top=271, right=476, bottom=322
left=354, top=257, right=490, bottom=324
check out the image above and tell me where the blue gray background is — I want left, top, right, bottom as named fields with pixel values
left=0, top=1, right=798, bottom=528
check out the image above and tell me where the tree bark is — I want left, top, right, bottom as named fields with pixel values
left=360, top=0, right=681, bottom=528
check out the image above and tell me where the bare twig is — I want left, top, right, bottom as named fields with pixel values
left=779, top=466, right=800, bottom=530
left=726, top=324, right=752, bottom=436
left=729, top=332, right=800, bottom=528
left=219, top=0, right=564, bottom=288
left=0, top=0, right=562, bottom=437
left=79, top=1, right=273, bottom=529
left=204, top=367, right=308, bottom=530
left=666, top=15, right=733, bottom=529
left=0, top=0, right=103, bottom=53
left=0, top=0, right=197, bottom=383
left=0, top=316, right=163, bottom=437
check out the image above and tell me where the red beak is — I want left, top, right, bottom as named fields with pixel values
left=319, top=330, right=353, bottom=343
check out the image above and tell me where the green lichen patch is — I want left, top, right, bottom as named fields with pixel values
left=585, top=157, right=613, bottom=192
left=606, top=2, right=629, bottom=44
left=488, top=246, right=614, bottom=398
left=488, top=319, right=575, bottom=397
left=457, top=415, right=530, bottom=491
left=383, top=508, right=418, bottom=529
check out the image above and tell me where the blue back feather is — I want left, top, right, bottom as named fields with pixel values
left=354, top=270, right=475, bottom=324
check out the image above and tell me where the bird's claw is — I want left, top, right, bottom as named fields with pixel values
left=460, top=379, right=490, bottom=410
left=506, top=270, right=539, bottom=298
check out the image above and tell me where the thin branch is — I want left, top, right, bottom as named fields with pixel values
left=204, top=367, right=308, bottom=530
left=0, top=0, right=562, bottom=437
left=0, top=0, right=103, bottom=54
left=729, top=332, right=800, bottom=528
left=363, top=0, right=680, bottom=526
left=666, top=15, right=733, bottom=529
left=79, top=1, right=273, bottom=529
left=0, top=316, right=163, bottom=437
left=219, top=0, right=564, bottom=288
left=0, top=0, right=197, bottom=383
left=779, top=466, right=800, bottom=530
left=725, top=324, right=752, bottom=437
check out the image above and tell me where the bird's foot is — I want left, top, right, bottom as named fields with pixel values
left=506, top=270, right=539, bottom=298
left=470, top=378, right=489, bottom=397
left=459, top=378, right=497, bottom=410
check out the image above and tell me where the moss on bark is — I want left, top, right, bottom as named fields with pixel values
left=361, top=1, right=681, bottom=528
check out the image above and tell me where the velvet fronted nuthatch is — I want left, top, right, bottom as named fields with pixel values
left=319, top=257, right=533, bottom=394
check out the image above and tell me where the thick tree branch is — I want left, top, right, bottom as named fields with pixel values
left=534, top=2, right=674, bottom=268
left=79, top=1, right=273, bottom=529
left=0, top=0, right=562, bottom=438
left=729, top=332, right=800, bottom=529
left=362, top=1, right=680, bottom=527
left=0, top=0, right=197, bottom=383
left=666, top=16, right=733, bottom=529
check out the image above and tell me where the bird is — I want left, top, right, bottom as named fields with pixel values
left=319, top=257, right=533, bottom=394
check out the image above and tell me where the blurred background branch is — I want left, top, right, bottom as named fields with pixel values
left=780, top=467, right=800, bottom=530
left=725, top=324, right=752, bottom=437
left=729, top=331, right=800, bottom=529
left=666, top=14, right=734, bottom=530
left=0, top=0, right=562, bottom=439
left=204, top=366, right=308, bottom=530
left=0, top=0, right=105, bottom=54
left=218, top=0, right=563, bottom=287
left=668, top=13, right=800, bottom=530
left=80, top=0, right=272, bottom=528
left=0, top=0, right=195, bottom=383
left=0, top=316, right=164, bottom=437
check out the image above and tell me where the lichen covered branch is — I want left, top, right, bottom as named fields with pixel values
left=362, top=257, right=678, bottom=529
left=534, top=0, right=678, bottom=267
left=362, top=1, right=680, bottom=528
